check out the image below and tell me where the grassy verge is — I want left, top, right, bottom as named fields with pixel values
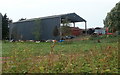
left=2, top=35, right=119, bottom=73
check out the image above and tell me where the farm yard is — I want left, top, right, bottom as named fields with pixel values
left=1, top=35, right=119, bottom=73
left=1, top=0, right=120, bottom=74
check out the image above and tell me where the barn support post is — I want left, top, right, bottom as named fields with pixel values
left=73, top=22, right=75, bottom=27
left=85, top=21, right=87, bottom=35
left=59, top=17, right=62, bottom=39
left=9, top=24, right=11, bottom=40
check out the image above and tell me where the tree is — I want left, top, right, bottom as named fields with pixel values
left=61, top=26, right=71, bottom=36
left=62, top=18, right=71, bottom=26
left=104, top=1, right=120, bottom=32
left=19, top=18, right=26, bottom=21
left=2, top=14, right=10, bottom=40
left=61, top=18, right=71, bottom=36
left=32, top=19, right=41, bottom=40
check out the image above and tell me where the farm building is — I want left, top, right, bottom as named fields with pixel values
left=0, top=13, right=2, bottom=40
left=9, top=13, right=86, bottom=41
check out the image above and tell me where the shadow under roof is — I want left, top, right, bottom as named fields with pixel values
left=60, top=13, right=86, bottom=22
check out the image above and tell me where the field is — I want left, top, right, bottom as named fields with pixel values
left=1, top=35, right=119, bottom=73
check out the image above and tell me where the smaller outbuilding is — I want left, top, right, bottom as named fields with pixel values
left=94, top=27, right=106, bottom=35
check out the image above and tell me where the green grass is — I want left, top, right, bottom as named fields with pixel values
left=1, top=35, right=119, bottom=73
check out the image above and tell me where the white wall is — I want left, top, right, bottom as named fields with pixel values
left=95, top=29, right=106, bottom=34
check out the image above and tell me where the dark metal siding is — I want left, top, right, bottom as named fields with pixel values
left=16, top=21, right=35, bottom=40
left=10, top=17, right=60, bottom=40
left=41, top=17, right=60, bottom=40
left=10, top=21, right=35, bottom=40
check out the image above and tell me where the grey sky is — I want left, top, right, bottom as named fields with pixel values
left=0, top=0, right=119, bottom=29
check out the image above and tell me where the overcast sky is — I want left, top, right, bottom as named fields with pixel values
left=0, top=0, right=119, bottom=29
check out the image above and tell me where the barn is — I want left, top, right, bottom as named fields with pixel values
left=9, top=13, right=86, bottom=41
left=0, top=13, right=2, bottom=40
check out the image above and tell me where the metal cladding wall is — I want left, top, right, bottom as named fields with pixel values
left=10, top=17, right=60, bottom=40
left=10, top=20, right=35, bottom=40
left=41, top=17, right=60, bottom=40
left=0, top=13, right=2, bottom=40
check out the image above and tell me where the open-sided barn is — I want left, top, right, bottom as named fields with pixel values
left=9, top=13, right=86, bottom=41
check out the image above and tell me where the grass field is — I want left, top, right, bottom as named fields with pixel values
left=1, top=35, right=119, bottom=73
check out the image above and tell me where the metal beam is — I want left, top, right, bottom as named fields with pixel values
left=85, top=22, right=87, bottom=35
left=73, top=22, right=75, bottom=27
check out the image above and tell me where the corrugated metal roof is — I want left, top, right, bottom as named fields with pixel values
left=13, top=13, right=86, bottom=23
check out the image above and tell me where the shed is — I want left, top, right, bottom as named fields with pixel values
left=94, top=27, right=106, bottom=35
left=9, top=13, right=87, bottom=41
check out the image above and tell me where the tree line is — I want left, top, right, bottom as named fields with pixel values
left=104, top=1, right=120, bottom=32
left=2, top=13, right=26, bottom=40
left=2, top=14, right=12, bottom=40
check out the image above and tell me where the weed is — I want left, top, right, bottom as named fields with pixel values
left=2, top=35, right=119, bottom=73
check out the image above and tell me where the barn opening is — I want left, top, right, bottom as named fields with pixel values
left=59, top=13, right=87, bottom=36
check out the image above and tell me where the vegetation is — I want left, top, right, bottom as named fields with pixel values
left=2, top=14, right=12, bottom=40
left=2, top=35, right=119, bottom=73
left=61, top=26, right=71, bottom=36
left=18, top=18, right=27, bottom=21
left=32, top=19, right=41, bottom=40
left=61, top=18, right=71, bottom=36
left=104, top=1, right=120, bottom=32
